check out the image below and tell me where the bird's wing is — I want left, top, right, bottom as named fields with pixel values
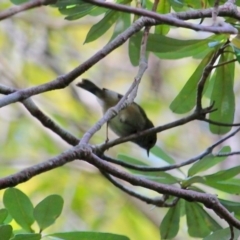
left=118, top=103, right=146, bottom=132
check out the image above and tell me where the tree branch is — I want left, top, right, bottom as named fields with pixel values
left=102, top=127, right=240, bottom=172
left=0, top=17, right=157, bottom=109
left=84, top=0, right=238, bottom=34
left=1, top=0, right=239, bottom=36
left=1, top=142, right=240, bottom=229
left=0, top=147, right=80, bottom=189
left=87, top=153, right=240, bottom=229
left=212, top=0, right=220, bottom=24
left=0, top=84, right=80, bottom=146
left=229, top=224, right=234, bottom=240
left=0, top=0, right=56, bottom=21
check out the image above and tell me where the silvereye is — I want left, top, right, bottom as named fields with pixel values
left=76, top=79, right=157, bottom=155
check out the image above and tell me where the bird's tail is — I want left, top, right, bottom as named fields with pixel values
left=76, top=79, right=102, bottom=97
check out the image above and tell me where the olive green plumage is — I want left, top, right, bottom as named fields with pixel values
left=76, top=79, right=157, bottom=155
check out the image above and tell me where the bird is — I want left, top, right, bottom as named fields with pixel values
left=76, top=79, right=157, bottom=156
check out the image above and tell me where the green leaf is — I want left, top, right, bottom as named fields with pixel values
left=88, top=6, right=106, bottom=16
left=205, top=165, right=240, bottom=182
left=219, top=199, right=240, bottom=219
left=54, top=0, right=90, bottom=7
left=3, top=188, right=34, bottom=232
left=47, top=232, right=130, bottom=240
left=129, top=33, right=226, bottom=59
left=231, top=34, right=240, bottom=49
left=135, top=172, right=180, bottom=184
left=151, top=146, right=175, bottom=164
left=208, top=0, right=235, bottom=7
left=232, top=46, right=240, bottom=63
left=188, top=146, right=231, bottom=176
left=186, top=202, right=222, bottom=238
left=59, top=5, right=96, bottom=20
left=118, top=153, right=180, bottom=184
left=128, top=32, right=222, bottom=66
left=55, top=0, right=105, bottom=19
left=204, top=178, right=240, bottom=194
left=0, top=225, right=12, bottom=240
left=131, top=32, right=191, bottom=58
left=128, top=34, right=141, bottom=66
left=203, top=227, right=240, bottom=240
left=160, top=200, right=181, bottom=239
left=118, top=154, right=179, bottom=184
left=117, top=154, right=148, bottom=166
left=10, top=233, right=41, bottom=240
left=155, top=35, right=226, bottom=59
left=84, top=11, right=119, bottom=43
left=204, top=69, right=217, bottom=99
left=185, top=0, right=205, bottom=8
left=10, top=0, right=28, bottom=5
left=181, top=176, right=205, bottom=188
left=187, top=185, right=206, bottom=193
left=0, top=209, right=8, bottom=224
left=34, top=195, right=64, bottom=231
left=109, top=13, right=131, bottom=42
left=168, top=0, right=184, bottom=8
left=58, top=3, right=93, bottom=15
left=170, top=50, right=214, bottom=113
left=155, top=0, right=171, bottom=35
left=209, top=48, right=235, bottom=134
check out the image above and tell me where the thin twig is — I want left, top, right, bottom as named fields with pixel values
left=202, top=118, right=240, bottom=127
left=212, top=58, right=237, bottom=68
left=195, top=40, right=229, bottom=112
left=101, top=171, right=178, bottom=207
left=210, top=127, right=240, bottom=148
left=102, top=127, right=240, bottom=172
left=216, top=151, right=240, bottom=157
left=229, top=224, right=234, bottom=240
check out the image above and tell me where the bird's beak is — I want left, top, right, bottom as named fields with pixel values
left=147, top=149, right=150, bottom=157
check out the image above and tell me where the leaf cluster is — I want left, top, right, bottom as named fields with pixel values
left=0, top=188, right=129, bottom=240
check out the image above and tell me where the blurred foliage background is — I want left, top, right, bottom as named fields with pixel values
left=1, top=0, right=240, bottom=239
